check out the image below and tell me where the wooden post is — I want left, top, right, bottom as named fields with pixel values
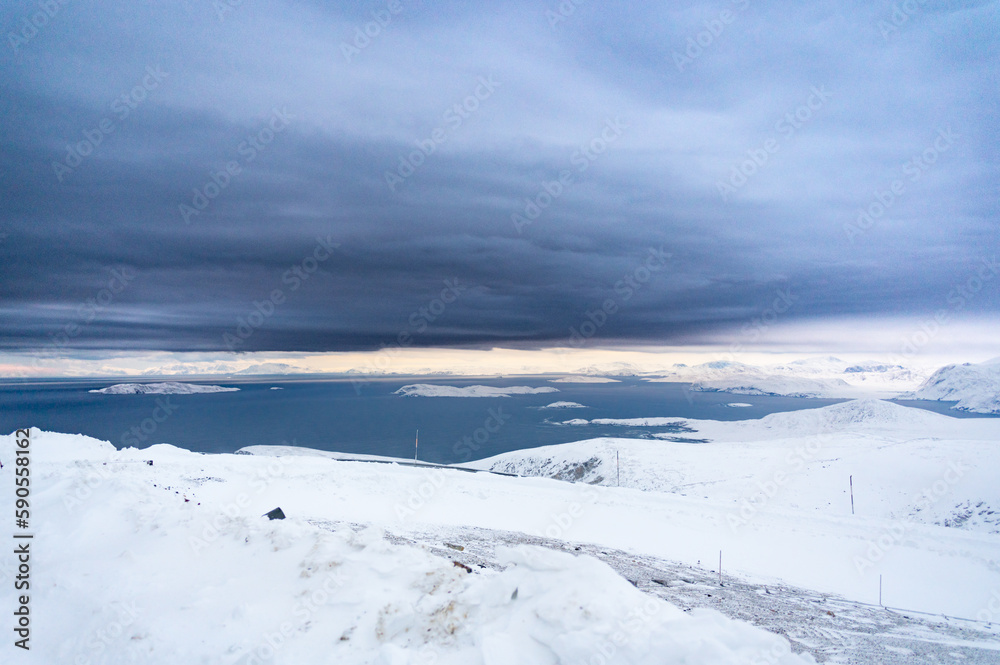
left=414, top=429, right=419, bottom=462
left=718, top=550, right=722, bottom=586
left=850, top=475, right=855, bottom=515
left=617, top=450, right=620, bottom=487
left=879, top=574, right=882, bottom=606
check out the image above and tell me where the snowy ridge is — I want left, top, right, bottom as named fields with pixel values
left=905, top=360, right=1000, bottom=414
left=750, top=398, right=952, bottom=432
left=89, top=382, right=240, bottom=394
left=239, top=445, right=447, bottom=466
left=394, top=384, right=558, bottom=397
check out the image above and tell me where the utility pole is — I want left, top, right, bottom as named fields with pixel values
left=850, top=475, right=855, bottom=515
left=414, top=429, right=419, bottom=462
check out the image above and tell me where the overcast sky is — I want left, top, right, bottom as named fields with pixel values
left=1, top=0, right=997, bottom=360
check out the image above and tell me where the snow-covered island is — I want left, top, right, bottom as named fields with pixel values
left=548, top=376, right=621, bottom=383
left=89, top=382, right=240, bottom=394
left=539, top=401, right=587, bottom=409
left=394, top=384, right=558, bottom=397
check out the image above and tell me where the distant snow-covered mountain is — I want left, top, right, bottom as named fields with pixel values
left=691, top=375, right=854, bottom=398
left=642, top=356, right=928, bottom=398
left=140, top=362, right=309, bottom=376
left=903, top=360, right=1000, bottom=414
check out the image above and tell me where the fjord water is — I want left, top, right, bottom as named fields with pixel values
left=0, top=376, right=989, bottom=464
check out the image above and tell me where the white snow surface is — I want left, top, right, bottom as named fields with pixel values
left=395, top=384, right=559, bottom=397
left=466, top=400, right=1000, bottom=617
left=904, top=360, right=1000, bottom=414
left=540, top=401, right=587, bottom=409
left=89, top=381, right=240, bottom=394
left=0, top=429, right=814, bottom=664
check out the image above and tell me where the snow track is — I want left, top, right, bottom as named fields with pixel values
left=357, top=521, right=1000, bottom=664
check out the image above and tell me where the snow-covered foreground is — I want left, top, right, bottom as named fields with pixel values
left=90, top=382, right=240, bottom=394
left=395, top=384, right=559, bottom=397
left=4, top=400, right=1000, bottom=662
left=1, top=430, right=814, bottom=664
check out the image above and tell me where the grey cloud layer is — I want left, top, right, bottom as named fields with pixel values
left=0, top=0, right=997, bottom=352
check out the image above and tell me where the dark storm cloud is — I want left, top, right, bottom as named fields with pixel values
left=0, top=0, right=997, bottom=352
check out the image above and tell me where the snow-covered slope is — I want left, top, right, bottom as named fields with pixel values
left=0, top=429, right=816, bottom=664
left=394, top=384, right=558, bottom=397
left=89, top=382, right=240, bottom=394
left=905, top=359, right=1000, bottom=414
left=474, top=400, right=1000, bottom=536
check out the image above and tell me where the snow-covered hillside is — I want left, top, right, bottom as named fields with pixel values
left=89, top=382, right=240, bottom=394
left=0, top=430, right=816, bottom=664
left=475, top=400, right=1000, bottom=536
left=394, top=384, right=559, bottom=397
left=904, top=358, right=1000, bottom=414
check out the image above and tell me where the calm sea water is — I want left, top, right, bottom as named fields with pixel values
left=0, top=376, right=989, bottom=464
